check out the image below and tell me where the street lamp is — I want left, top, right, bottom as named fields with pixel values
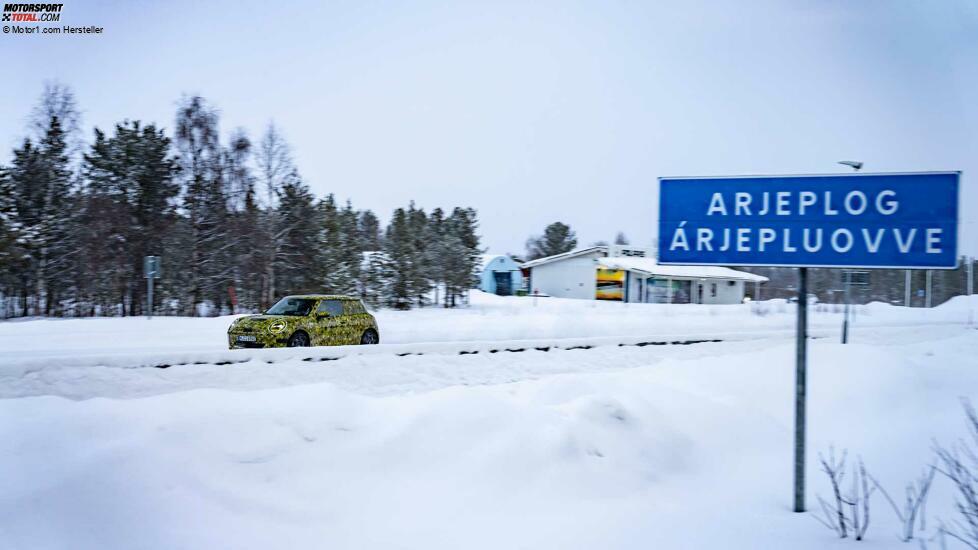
left=837, top=161, right=862, bottom=343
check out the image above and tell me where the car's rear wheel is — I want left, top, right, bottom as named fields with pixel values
left=360, top=329, right=379, bottom=345
left=288, top=331, right=310, bottom=347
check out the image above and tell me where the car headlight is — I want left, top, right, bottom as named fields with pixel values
left=269, top=321, right=286, bottom=334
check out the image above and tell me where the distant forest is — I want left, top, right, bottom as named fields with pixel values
left=0, top=83, right=482, bottom=317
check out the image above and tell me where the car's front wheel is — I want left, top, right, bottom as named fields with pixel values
left=288, top=331, right=310, bottom=347
left=360, top=329, right=379, bottom=345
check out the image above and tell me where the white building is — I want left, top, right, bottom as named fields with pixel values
left=521, top=245, right=768, bottom=304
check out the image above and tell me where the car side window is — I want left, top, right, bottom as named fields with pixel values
left=317, top=300, right=344, bottom=317
left=344, top=300, right=365, bottom=314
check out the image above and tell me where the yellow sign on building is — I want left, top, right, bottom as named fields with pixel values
left=596, top=268, right=625, bottom=301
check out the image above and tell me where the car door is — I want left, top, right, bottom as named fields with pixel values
left=342, top=299, right=368, bottom=344
left=315, top=299, right=348, bottom=345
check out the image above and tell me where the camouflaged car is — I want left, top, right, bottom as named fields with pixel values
left=228, top=295, right=379, bottom=349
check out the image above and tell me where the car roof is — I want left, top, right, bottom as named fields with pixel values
left=283, top=294, right=359, bottom=300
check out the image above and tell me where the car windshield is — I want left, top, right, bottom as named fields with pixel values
left=265, top=298, right=316, bottom=316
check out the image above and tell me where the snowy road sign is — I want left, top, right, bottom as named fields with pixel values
left=657, top=172, right=959, bottom=269
left=144, top=256, right=161, bottom=279
left=144, top=255, right=161, bottom=320
left=655, top=170, right=960, bottom=514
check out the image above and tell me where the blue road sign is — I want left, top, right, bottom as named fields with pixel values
left=657, top=172, right=959, bottom=269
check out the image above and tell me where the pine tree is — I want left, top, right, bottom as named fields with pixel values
left=406, top=203, right=431, bottom=307
left=525, top=222, right=577, bottom=260
left=38, top=116, right=77, bottom=316
left=357, top=209, right=383, bottom=251
left=384, top=207, right=414, bottom=309
left=443, top=207, right=481, bottom=307
left=275, top=170, right=319, bottom=295
left=4, top=139, right=43, bottom=315
left=0, top=162, right=26, bottom=317
left=424, top=207, right=447, bottom=304
left=80, top=126, right=135, bottom=314
left=318, top=193, right=343, bottom=293
left=358, top=250, right=392, bottom=307
left=336, top=201, right=363, bottom=294
left=5, top=116, right=77, bottom=315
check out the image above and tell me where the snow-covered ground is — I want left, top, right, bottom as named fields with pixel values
left=0, top=291, right=971, bottom=363
left=1, top=293, right=977, bottom=549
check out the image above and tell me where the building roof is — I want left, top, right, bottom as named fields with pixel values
left=520, top=246, right=607, bottom=268
left=477, top=254, right=503, bottom=272
left=520, top=245, right=767, bottom=282
left=478, top=254, right=520, bottom=272
left=597, top=256, right=769, bottom=282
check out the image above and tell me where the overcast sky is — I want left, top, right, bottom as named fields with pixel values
left=3, top=0, right=977, bottom=256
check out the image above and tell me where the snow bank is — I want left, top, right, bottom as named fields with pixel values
left=1, top=325, right=976, bottom=549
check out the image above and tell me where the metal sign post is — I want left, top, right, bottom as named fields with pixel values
left=144, top=256, right=161, bottom=319
left=657, top=171, right=960, bottom=514
left=794, top=267, right=808, bottom=512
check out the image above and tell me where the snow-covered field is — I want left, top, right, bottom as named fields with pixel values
left=1, top=292, right=977, bottom=549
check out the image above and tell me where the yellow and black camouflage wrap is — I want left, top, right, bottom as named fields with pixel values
left=227, top=295, right=379, bottom=349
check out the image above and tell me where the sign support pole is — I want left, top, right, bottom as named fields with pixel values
left=144, top=255, right=160, bottom=320
left=147, top=276, right=154, bottom=320
left=794, top=267, right=808, bottom=513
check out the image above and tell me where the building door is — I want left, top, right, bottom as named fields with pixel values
left=493, top=271, right=512, bottom=296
